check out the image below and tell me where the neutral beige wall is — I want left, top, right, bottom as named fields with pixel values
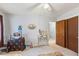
left=3, top=14, right=11, bottom=44
left=7, top=13, right=56, bottom=46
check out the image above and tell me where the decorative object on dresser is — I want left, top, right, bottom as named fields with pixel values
left=7, top=32, right=26, bottom=52
left=18, top=25, right=22, bottom=37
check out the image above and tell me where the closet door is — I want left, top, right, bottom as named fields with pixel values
left=56, top=20, right=67, bottom=47
left=0, top=15, right=3, bottom=47
left=67, top=16, right=78, bottom=53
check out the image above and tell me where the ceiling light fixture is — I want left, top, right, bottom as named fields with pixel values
left=43, top=4, right=49, bottom=9
left=43, top=4, right=52, bottom=11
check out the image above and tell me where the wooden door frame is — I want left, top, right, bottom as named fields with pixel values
left=0, top=15, right=4, bottom=47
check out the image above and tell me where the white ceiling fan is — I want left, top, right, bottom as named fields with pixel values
left=28, top=3, right=53, bottom=11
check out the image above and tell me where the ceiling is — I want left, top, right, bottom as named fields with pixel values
left=0, top=3, right=79, bottom=17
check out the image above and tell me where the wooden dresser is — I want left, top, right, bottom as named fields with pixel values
left=7, top=37, right=26, bottom=52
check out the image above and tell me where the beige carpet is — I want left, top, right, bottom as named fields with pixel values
left=0, top=44, right=77, bottom=56
left=0, top=51, right=64, bottom=56
left=0, top=51, right=22, bottom=56
left=39, top=51, right=64, bottom=56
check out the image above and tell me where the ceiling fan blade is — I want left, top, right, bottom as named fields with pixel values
left=48, top=3, right=56, bottom=11
left=27, top=3, right=41, bottom=11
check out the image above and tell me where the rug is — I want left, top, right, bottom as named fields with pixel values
left=39, top=51, right=64, bottom=56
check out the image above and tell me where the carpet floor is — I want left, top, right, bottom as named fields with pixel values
left=0, top=44, right=77, bottom=56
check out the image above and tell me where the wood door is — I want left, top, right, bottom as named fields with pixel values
left=56, top=20, right=67, bottom=47
left=67, top=16, right=78, bottom=53
left=0, top=15, right=3, bottom=47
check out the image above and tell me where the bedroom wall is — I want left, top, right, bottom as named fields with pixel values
left=49, top=22, right=56, bottom=40
left=56, top=7, right=79, bottom=55
left=48, top=22, right=56, bottom=47
left=4, top=14, right=11, bottom=43
left=7, top=12, right=56, bottom=46
left=57, top=7, right=79, bottom=20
